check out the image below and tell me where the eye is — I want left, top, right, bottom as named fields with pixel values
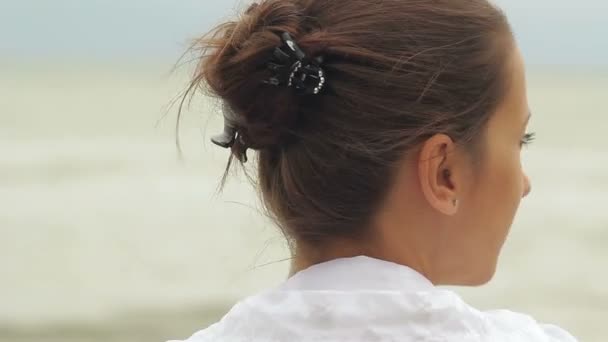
left=521, top=132, right=536, bottom=147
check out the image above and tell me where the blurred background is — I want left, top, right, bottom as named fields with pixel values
left=1, top=0, right=606, bottom=341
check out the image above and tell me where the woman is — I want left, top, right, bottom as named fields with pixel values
left=170, top=0, right=577, bottom=340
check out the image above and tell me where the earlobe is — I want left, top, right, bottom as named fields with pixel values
left=418, top=134, right=460, bottom=216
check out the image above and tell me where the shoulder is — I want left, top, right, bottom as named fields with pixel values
left=423, top=290, right=577, bottom=341
left=482, top=309, right=578, bottom=341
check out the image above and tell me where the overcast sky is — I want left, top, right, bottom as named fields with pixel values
left=1, top=0, right=606, bottom=66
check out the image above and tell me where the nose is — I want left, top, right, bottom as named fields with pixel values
left=522, top=173, right=532, bottom=198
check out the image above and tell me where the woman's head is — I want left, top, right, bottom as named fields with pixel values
left=187, top=0, right=532, bottom=285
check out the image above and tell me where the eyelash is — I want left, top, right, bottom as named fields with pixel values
left=521, top=132, right=536, bottom=147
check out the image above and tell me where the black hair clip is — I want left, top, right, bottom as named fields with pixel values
left=262, top=32, right=326, bottom=95
left=210, top=32, right=326, bottom=162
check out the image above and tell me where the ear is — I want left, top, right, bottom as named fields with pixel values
left=417, top=134, right=461, bottom=216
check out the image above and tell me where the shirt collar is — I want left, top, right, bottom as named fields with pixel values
left=279, top=255, right=434, bottom=292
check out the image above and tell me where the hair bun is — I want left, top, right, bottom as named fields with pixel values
left=190, top=1, right=318, bottom=160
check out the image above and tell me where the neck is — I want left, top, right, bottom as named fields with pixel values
left=289, top=235, right=436, bottom=285
left=290, top=237, right=376, bottom=276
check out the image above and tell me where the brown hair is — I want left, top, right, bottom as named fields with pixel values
left=182, top=0, right=513, bottom=245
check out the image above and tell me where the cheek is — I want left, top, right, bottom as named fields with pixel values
left=465, top=148, right=524, bottom=243
left=481, top=149, right=524, bottom=231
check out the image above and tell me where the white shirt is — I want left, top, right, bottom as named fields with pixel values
left=169, top=256, right=577, bottom=342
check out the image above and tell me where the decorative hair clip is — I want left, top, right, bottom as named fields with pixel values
left=211, top=32, right=326, bottom=162
left=263, top=32, right=326, bottom=95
